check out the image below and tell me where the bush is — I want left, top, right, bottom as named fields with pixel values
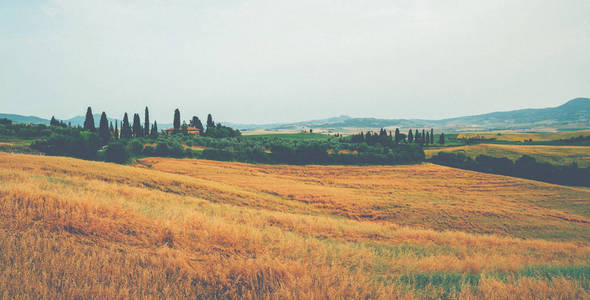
left=105, top=142, right=130, bottom=163
left=143, top=145, right=156, bottom=156
left=30, top=131, right=100, bottom=160
left=202, top=148, right=234, bottom=161
left=128, top=140, right=144, bottom=155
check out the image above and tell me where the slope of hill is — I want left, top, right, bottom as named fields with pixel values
left=1, top=153, right=589, bottom=298
left=2, top=98, right=589, bottom=132
left=438, top=98, right=590, bottom=131
left=0, top=113, right=50, bottom=125
left=235, top=98, right=590, bottom=132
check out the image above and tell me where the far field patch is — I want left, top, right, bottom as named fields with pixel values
left=425, top=144, right=590, bottom=167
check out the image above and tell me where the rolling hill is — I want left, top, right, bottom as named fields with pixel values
left=1, top=152, right=589, bottom=298
left=232, top=98, right=590, bottom=132
left=2, top=97, right=589, bottom=132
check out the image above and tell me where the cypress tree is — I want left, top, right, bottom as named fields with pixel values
left=84, top=107, right=95, bottom=131
left=425, top=132, right=430, bottom=145
left=144, top=107, right=150, bottom=136
left=114, top=120, right=119, bottom=140
left=173, top=109, right=181, bottom=131
left=99, top=112, right=110, bottom=144
left=133, top=113, right=142, bottom=138
left=394, top=128, right=400, bottom=143
left=430, top=128, right=434, bottom=145
left=206, top=114, right=214, bottom=128
left=439, top=133, right=445, bottom=145
left=408, top=130, right=413, bottom=143
left=50, top=116, right=58, bottom=126
left=151, top=121, right=159, bottom=138
left=121, top=113, right=131, bottom=139
left=190, top=116, right=204, bottom=135
left=205, top=114, right=215, bottom=136
left=415, top=129, right=420, bottom=143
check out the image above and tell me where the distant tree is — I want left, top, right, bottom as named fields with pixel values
left=191, top=116, right=204, bottom=133
left=50, top=116, right=58, bottom=126
left=394, top=128, right=400, bottom=143
left=143, top=107, right=150, bottom=137
left=99, top=112, right=110, bottom=144
left=439, top=133, right=445, bottom=145
left=430, top=128, right=434, bottom=145
left=408, top=130, right=414, bottom=143
left=132, top=113, right=142, bottom=138
left=114, top=120, right=119, bottom=140
left=83, top=107, right=95, bottom=131
left=0, top=118, right=12, bottom=125
left=174, top=109, right=181, bottom=131
left=121, top=113, right=131, bottom=139
left=151, top=121, right=159, bottom=138
left=181, top=121, right=188, bottom=134
left=310, top=129, right=313, bottom=133
left=425, top=132, right=430, bottom=145
left=206, top=114, right=214, bottom=128
left=109, top=121, right=113, bottom=132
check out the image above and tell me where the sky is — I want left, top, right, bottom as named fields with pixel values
left=1, top=0, right=589, bottom=124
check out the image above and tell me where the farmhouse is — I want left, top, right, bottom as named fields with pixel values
left=164, top=126, right=201, bottom=135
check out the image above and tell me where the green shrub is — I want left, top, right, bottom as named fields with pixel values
left=105, top=142, right=130, bottom=163
left=128, top=140, right=144, bottom=155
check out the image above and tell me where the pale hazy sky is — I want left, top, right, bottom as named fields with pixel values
left=1, top=0, right=589, bottom=124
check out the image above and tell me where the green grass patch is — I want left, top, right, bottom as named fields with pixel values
left=242, top=133, right=334, bottom=141
left=378, top=265, right=590, bottom=296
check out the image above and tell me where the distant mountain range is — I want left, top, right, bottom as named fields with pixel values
left=0, top=113, right=173, bottom=130
left=2, top=98, right=589, bottom=132
left=228, top=98, right=590, bottom=132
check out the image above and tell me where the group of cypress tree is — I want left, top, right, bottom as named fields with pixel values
left=349, top=128, right=444, bottom=146
left=171, top=108, right=239, bottom=138
left=81, top=106, right=159, bottom=145
left=172, top=108, right=207, bottom=134
left=406, top=128, right=442, bottom=145
left=49, top=116, right=68, bottom=127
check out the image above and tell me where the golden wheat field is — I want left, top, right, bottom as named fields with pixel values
left=425, top=144, right=590, bottom=167
left=1, top=152, right=589, bottom=299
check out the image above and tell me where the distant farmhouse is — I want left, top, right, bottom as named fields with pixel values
left=164, top=126, right=201, bottom=135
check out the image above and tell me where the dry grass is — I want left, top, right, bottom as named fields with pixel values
left=425, top=144, right=590, bottom=167
left=1, top=152, right=589, bottom=299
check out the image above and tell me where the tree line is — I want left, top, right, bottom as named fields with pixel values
left=430, top=152, right=590, bottom=187
left=347, top=128, right=445, bottom=146
left=79, top=106, right=159, bottom=143
left=19, top=106, right=241, bottom=163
